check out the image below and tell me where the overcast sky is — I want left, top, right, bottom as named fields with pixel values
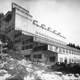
left=0, top=0, right=80, bottom=45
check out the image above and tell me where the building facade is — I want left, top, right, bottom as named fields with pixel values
left=0, top=3, right=80, bottom=65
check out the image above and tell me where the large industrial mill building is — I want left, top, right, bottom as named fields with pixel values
left=0, top=3, right=80, bottom=65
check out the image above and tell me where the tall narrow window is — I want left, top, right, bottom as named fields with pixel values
left=59, top=48, right=61, bottom=53
left=60, top=58, right=63, bottom=62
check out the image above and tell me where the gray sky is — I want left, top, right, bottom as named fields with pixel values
left=0, top=0, right=80, bottom=45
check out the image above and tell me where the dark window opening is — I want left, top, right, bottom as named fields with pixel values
left=33, top=45, right=47, bottom=51
left=2, top=49, right=8, bottom=53
left=22, top=37, right=33, bottom=44
left=33, top=54, right=42, bottom=59
left=14, top=38, right=21, bottom=43
left=14, top=31, right=22, bottom=38
left=66, top=50, right=68, bottom=53
left=69, top=59, right=72, bottom=63
left=22, top=44, right=33, bottom=50
left=49, top=56, right=55, bottom=62
left=5, top=26, right=14, bottom=33
left=64, top=59, right=67, bottom=64
left=63, top=49, right=65, bottom=53
left=25, top=55, right=31, bottom=60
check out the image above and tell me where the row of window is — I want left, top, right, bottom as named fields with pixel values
left=59, top=57, right=80, bottom=64
left=22, top=38, right=33, bottom=44
left=59, top=58, right=73, bottom=63
left=58, top=48, right=73, bottom=54
left=5, top=26, right=14, bottom=33
left=48, top=45, right=74, bottom=54
left=33, top=45, right=47, bottom=51
left=33, top=54, right=56, bottom=63
left=22, top=44, right=33, bottom=50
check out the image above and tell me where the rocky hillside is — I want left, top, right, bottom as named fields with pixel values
left=0, top=54, right=79, bottom=80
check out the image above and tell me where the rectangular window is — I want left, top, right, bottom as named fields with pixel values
left=14, top=30, right=22, bottom=38
left=48, top=45, right=53, bottom=51
left=14, top=37, right=21, bottom=43
left=69, top=50, right=71, bottom=54
left=63, top=49, right=65, bottom=53
left=69, top=59, right=72, bottom=63
left=5, top=26, right=14, bottom=33
left=72, top=51, right=74, bottom=54
left=49, top=56, right=56, bottom=62
left=66, top=50, right=69, bottom=53
left=55, top=47, right=58, bottom=52
left=71, top=51, right=72, bottom=54
left=60, top=58, right=63, bottom=62
left=56, top=47, right=59, bottom=52
left=33, top=54, right=42, bottom=59
left=25, top=55, right=30, bottom=60
left=33, top=45, right=47, bottom=51
left=22, top=44, right=33, bottom=50
left=52, top=46, right=56, bottom=51
left=66, top=50, right=68, bottom=53
left=72, top=59, right=74, bottom=63
left=22, top=38, right=33, bottom=44
left=59, top=48, right=61, bottom=53
left=61, top=48, right=64, bottom=53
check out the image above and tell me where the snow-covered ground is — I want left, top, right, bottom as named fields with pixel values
left=0, top=58, right=79, bottom=80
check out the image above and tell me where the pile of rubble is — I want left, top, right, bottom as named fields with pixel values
left=0, top=54, right=79, bottom=80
